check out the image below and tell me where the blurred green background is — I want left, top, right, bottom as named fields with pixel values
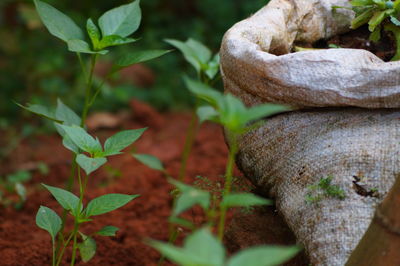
left=0, top=0, right=267, bottom=130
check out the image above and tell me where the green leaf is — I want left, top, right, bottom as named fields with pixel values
left=170, top=179, right=210, bottom=216
left=103, top=128, right=146, bottom=156
left=205, top=53, right=220, bottom=80
left=168, top=216, right=195, bottom=230
left=59, top=125, right=102, bottom=154
left=115, top=50, right=172, bottom=68
left=351, top=9, right=374, bottom=29
left=15, top=102, right=62, bottom=123
left=390, top=15, right=400, bottom=26
left=55, top=99, right=81, bottom=126
left=369, top=24, right=382, bottom=42
left=368, top=10, right=388, bottom=32
left=85, top=194, right=139, bottom=217
left=98, top=0, right=141, bottom=38
left=221, top=193, right=272, bottom=208
left=33, top=0, right=83, bottom=42
left=67, top=39, right=108, bottom=55
left=76, top=154, right=107, bottom=175
left=98, top=35, right=137, bottom=49
left=242, top=103, right=290, bottom=124
left=133, top=154, right=165, bottom=171
left=196, top=106, right=218, bottom=124
left=86, top=18, right=101, bottom=49
left=15, top=183, right=27, bottom=201
left=149, top=228, right=225, bottom=266
left=42, top=184, right=81, bottom=216
left=61, top=135, right=80, bottom=154
left=183, top=76, right=223, bottom=107
left=227, top=246, right=300, bottom=266
left=7, top=170, right=31, bottom=183
left=165, top=38, right=212, bottom=74
left=78, top=235, right=97, bottom=262
left=36, top=206, right=62, bottom=241
left=96, top=225, right=119, bottom=236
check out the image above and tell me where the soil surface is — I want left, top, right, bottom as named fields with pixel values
left=0, top=100, right=308, bottom=265
left=295, top=25, right=396, bottom=61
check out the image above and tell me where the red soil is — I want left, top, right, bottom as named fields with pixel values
left=0, top=101, right=308, bottom=265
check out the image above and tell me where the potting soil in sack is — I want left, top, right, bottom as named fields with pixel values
left=220, top=0, right=400, bottom=265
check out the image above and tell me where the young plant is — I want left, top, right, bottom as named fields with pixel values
left=0, top=170, right=31, bottom=209
left=305, top=175, right=346, bottom=204
left=183, top=77, right=290, bottom=239
left=149, top=227, right=300, bottom=266
left=17, top=0, right=169, bottom=265
left=343, top=0, right=400, bottom=60
left=146, top=79, right=297, bottom=265
left=165, top=38, right=220, bottom=182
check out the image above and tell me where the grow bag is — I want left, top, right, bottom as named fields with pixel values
left=220, top=0, right=400, bottom=265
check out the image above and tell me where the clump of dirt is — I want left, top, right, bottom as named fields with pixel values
left=0, top=100, right=308, bottom=265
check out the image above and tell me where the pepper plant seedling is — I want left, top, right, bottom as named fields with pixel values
left=341, top=0, right=400, bottom=60
left=17, top=0, right=169, bottom=265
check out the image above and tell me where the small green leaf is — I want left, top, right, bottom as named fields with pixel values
left=98, top=35, right=137, bottom=49
left=33, top=0, right=83, bottom=42
left=7, top=170, right=31, bottom=184
left=36, top=206, right=62, bottom=241
left=115, top=50, right=171, bottom=68
left=221, top=193, right=272, bottom=208
left=42, top=184, right=81, bottom=216
left=86, top=18, right=101, bottom=49
left=242, top=103, right=290, bottom=124
left=96, top=225, right=119, bottom=236
left=368, top=10, right=388, bottom=32
left=183, top=77, right=223, bottom=107
left=59, top=125, right=102, bottom=154
left=196, top=106, right=218, bottom=124
left=170, top=179, right=210, bottom=216
left=15, top=102, right=61, bottom=123
left=15, top=183, right=27, bottom=201
left=67, top=39, right=108, bottom=55
left=168, top=216, right=195, bottom=230
left=61, top=135, right=80, bottom=154
left=133, top=154, right=165, bottom=171
left=227, top=245, right=300, bottom=266
left=78, top=235, right=97, bottom=262
left=103, top=128, right=146, bottom=156
left=390, top=15, right=400, bottom=26
left=85, top=194, right=139, bottom=217
left=205, top=53, right=220, bottom=80
left=351, top=9, right=374, bottom=29
left=98, top=0, right=141, bottom=38
left=55, top=99, right=81, bottom=126
left=76, top=154, right=107, bottom=175
left=149, top=228, right=225, bottom=266
left=165, top=38, right=212, bottom=74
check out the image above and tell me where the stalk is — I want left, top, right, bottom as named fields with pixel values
left=217, top=133, right=238, bottom=240
left=177, top=109, right=199, bottom=182
left=56, top=53, right=98, bottom=262
left=385, top=24, right=400, bottom=61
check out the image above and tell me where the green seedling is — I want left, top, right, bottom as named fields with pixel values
left=306, top=176, right=346, bottom=204
left=16, top=1, right=169, bottom=265
left=337, top=0, right=400, bottom=60
left=183, top=77, right=290, bottom=239
left=0, top=170, right=31, bottom=209
left=165, top=38, right=220, bottom=183
left=149, top=227, right=300, bottom=266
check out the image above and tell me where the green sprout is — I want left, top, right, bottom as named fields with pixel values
left=346, top=0, right=400, bottom=60
left=17, top=0, right=169, bottom=265
left=306, top=176, right=346, bottom=204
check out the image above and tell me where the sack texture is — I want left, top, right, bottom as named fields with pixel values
left=220, top=0, right=400, bottom=265
left=220, top=0, right=400, bottom=109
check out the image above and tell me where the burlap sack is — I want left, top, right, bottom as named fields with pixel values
left=220, top=0, right=400, bottom=265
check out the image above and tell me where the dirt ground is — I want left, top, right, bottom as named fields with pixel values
left=0, top=100, right=308, bottom=265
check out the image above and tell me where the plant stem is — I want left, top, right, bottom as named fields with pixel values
left=81, top=54, right=98, bottom=126
left=217, top=132, right=238, bottom=240
left=56, top=232, right=74, bottom=266
left=177, top=109, right=199, bottom=182
left=52, top=239, right=56, bottom=266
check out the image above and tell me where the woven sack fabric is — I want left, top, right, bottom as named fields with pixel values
left=220, top=0, right=400, bottom=265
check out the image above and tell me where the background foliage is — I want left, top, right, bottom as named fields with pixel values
left=0, top=0, right=267, bottom=128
